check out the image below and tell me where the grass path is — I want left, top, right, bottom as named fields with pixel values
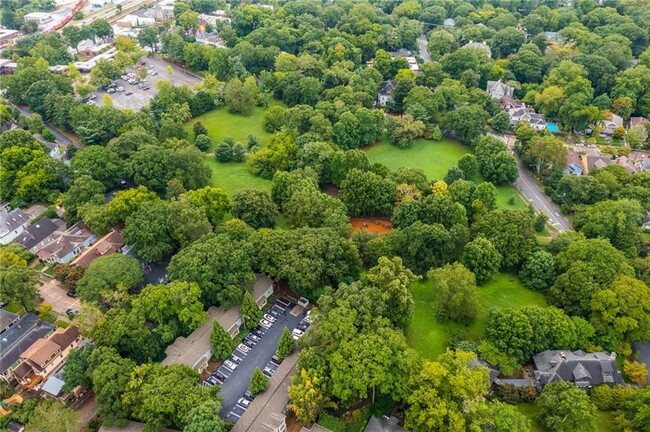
left=407, top=273, right=547, bottom=360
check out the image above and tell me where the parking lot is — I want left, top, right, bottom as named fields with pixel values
left=201, top=298, right=309, bottom=422
left=92, top=56, right=201, bottom=111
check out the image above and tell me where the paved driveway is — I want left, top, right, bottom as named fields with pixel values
left=214, top=299, right=306, bottom=420
left=632, top=341, right=650, bottom=384
left=39, top=278, right=80, bottom=314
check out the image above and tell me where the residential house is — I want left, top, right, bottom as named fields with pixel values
left=41, top=368, right=66, bottom=400
left=195, top=31, right=226, bottom=48
left=629, top=116, right=649, bottom=129
left=486, top=80, right=514, bottom=100
left=508, top=105, right=547, bottom=131
left=563, top=151, right=584, bottom=176
left=40, top=140, right=62, bottom=159
left=162, top=274, right=275, bottom=371
left=364, top=416, right=409, bottom=432
left=443, top=18, right=456, bottom=27
left=152, top=0, right=176, bottom=21
left=0, top=311, right=20, bottom=337
left=0, top=208, right=30, bottom=245
left=15, top=217, right=66, bottom=254
left=615, top=155, right=638, bottom=173
left=0, top=29, right=20, bottom=48
left=71, top=229, right=124, bottom=268
left=500, top=95, right=524, bottom=111
left=37, top=221, right=96, bottom=264
left=12, top=327, right=82, bottom=387
left=23, top=12, right=53, bottom=24
left=74, top=48, right=118, bottom=72
left=0, top=314, right=55, bottom=383
left=494, top=378, right=536, bottom=388
left=376, top=80, right=396, bottom=107
left=600, top=114, right=624, bottom=136
left=582, top=152, right=613, bottom=174
left=0, top=58, right=18, bottom=74
left=6, top=421, right=25, bottom=432
left=462, top=41, right=492, bottom=57
left=533, top=350, right=623, bottom=390
left=115, top=14, right=156, bottom=28
left=198, top=11, right=230, bottom=26
left=389, top=49, right=419, bottom=72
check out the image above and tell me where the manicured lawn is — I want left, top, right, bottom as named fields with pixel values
left=407, top=273, right=547, bottom=360
left=4, top=302, right=24, bottom=315
left=364, top=138, right=526, bottom=209
left=204, top=157, right=272, bottom=195
left=186, top=102, right=282, bottom=152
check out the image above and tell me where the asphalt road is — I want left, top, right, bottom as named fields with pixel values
left=12, top=105, right=80, bottom=148
left=217, top=302, right=306, bottom=418
left=632, top=341, right=650, bottom=384
left=491, top=133, right=572, bottom=233
left=418, top=34, right=431, bottom=62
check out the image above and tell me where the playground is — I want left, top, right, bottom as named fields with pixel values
left=350, top=218, right=392, bottom=235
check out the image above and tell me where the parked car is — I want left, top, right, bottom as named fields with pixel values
left=243, top=390, right=254, bottom=401
left=297, top=322, right=309, bottom=331
left=142, top=85, right=151, bottom=90
left=243, top=339, right=255, bottom=348
left=237, top=343, right=250, bottom=353
left=292, top=329, right=304, bottom=340
left=66, top=290, right=77, bottom=298
left=65, top=309, right=78, bottom=316
left=247, top=334, right=260, bottom=342
left=263, top=314, right=276, bottom=323
left=260, top=319, right=272, bottom=329
left=125, top=91, right=133, bottom=96
left=252, top=327, right=264, bottom=337
left=214, top=371, right=227, bottom=382
left=271, top=354, right=281, bottom=365
left=206, top=376, right=219, bottom=385
left=269, top=309, right=281, bottom=318
left=223, top=360, right=237, bottom=370
left=238, top=398, right=251, bottom=408
left=230, top=354, right=242, bottom=364
left=263, top=367, right=274, bottom=377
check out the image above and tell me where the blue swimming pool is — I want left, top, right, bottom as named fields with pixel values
left=547, top=123, right=559, bottom=133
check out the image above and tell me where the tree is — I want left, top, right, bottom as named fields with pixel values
left=404, top=350, right=490, bottom=432
left=475, top=136, right=518, bottom=185
left=184, top=401, right=226, bottom=432
left=62, top=348, right=92, bottom=392
left=181, top=186, right=231, bottom=226
left=123, top=363, right=215, bottom=431
left=332, top=111, right=361, bottom=150
left=461, top=237, right=502, bottom=284
left=62, top=175, right=105, bottom=222
left=276, top=327, right=296, bottom=361
left=0, top=266, right=40, bottom=311
left=210, top=320, right=234, bottom=361
left=483, top=401, right=532, bottom=432
left=224, top=78, right=257, bottom=115
left=340, top=169, right=395, bottom=217
left=472, top=210, right=536, bottom=267
left=232, top=189, right=278, bottom=229
left=458, top=154, right=478, bottom=178
left=127, top=145, right=174, bottom=195
left=366, top=256, right=419, bottom=329
left=623, top=360, right=648, bottom=385
left=76, top=254, right=143, bottom=304
left=492, top=112, right=510, bottom=134
left=429, top=263, right=478, bottom=324
left=194, top=134, right=212, bottom=151
left=526, top=136, right=567, bottom=176
left=289, top=369, right=332, bottom=424
left=520, top=251, right=556, bottom=293
left=70, top=145, right=124, bottom=189
left=441, top=104, right=489, bottom=144
left=25, top=400, right=80, bottom=432
left=536, top=381, right=597, bottom=432
left=123, top=201, right=178, bottom=262
left=249, top=367, right=269, bottom=396
left=241, top=290, right=263, bottom=331
left=168, top=234, right=254, bottom=307
left=138, top=27, right=159, bottom=52
left=386, top=114, right=425, bottom=148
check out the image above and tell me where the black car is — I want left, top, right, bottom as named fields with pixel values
left=271, top=354, right=281, bottom=365
left=252, top=327, right=264, bottom=337
left=243, top=339, right=255, bottom=349
left=214, top=371, right=227, bottom=382
left=269, top=309, right=281, bottom=318
left=244, top=390, right=254, bottom=401
left=66, top=308, right=78, bottom=316
left=297, top=322, right=309, bottom=331
left=66, top=290, right=77, bottom=298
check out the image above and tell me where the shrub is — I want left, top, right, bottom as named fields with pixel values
left=195, top=134, right=212, bottom=151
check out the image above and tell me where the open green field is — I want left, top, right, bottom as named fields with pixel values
left=365, top=138, right=526, bottom=209
left=407, top=273, right=547, bottom=360
left=516, top=403, right=616, bottom=432
left=204, top=157, right=271, bottom=195
left=186, top=102, right=281, bottom=152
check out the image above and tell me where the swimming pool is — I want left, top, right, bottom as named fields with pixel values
left=547, top=123, right=559, bottom=133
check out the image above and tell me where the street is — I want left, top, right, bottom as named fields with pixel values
left=492, top=133, right=573, bottom=233
left=12, top=104, right=80, bottom=149
left=38, top=277, right=80, bottom=315
left=418, top=34, right=431, bottom=62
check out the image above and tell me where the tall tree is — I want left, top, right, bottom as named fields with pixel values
left=210, top=320, right=234, bottom=361
left=536, top=381, right=597, bottom=432
left=276, top=327, right=296, bottom=361
left=241, top=291, right=263, bottom=331
left=429, top=263, right=479, bottom=324
left=76, top=254, right=143, bottom=304
left=366, top=256, right=419, bottom=329
left=25, top=401, right=80, bottom=432
left=0, top=265, right=40, bottom=311
left=461, top=237, right=502, bottom=284
left=232, top=189, right=278, bottom=229
left=184, top=401, right=226, bottom=432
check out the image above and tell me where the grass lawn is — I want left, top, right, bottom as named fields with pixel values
left=364, top=138, right=526, bottom=210
left=516, top=403, right=616, bottom=432
left=407, top=273, right=547, bottom=360
left=186, top=102, right=282, bottom=152
left=203, top=157, right=272, bottom=195
left=4, top=302, right=24, bottom=315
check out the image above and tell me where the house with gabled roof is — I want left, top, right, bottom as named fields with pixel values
left=0, top=208, right=30, bottom=245
left=532, top=350, right=623, bottom=390
left=37, top=221, right=96, bottom=264
left=486, top=80, right=514, bottom=100
left=15, top=217, right=66, bottom=254
left=376, top=80, right=396, bottom=107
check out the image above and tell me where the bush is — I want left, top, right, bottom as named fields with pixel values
left=247, top=134, right=258, bottom=150
left=42, top=129, right=56, bottom=142
left=317, top=413, right=346, bottom=432
left=215, top=138, right=235, bottom=162
left=232, top=143, right=245, bottom=162
left=193, top=121, right=208, bottom=137
left=195, top=134, right=212, bottom=151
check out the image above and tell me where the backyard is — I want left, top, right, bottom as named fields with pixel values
left=516, top=402, right=616, bottom=432
left=407, top=273, right=547, bottom=360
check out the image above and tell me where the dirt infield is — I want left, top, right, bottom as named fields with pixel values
left=350, top=218, right=392, bottom=235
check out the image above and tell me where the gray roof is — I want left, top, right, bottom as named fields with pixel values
left=533, top=350, right=623, bottom=389
left=15, top=218, right=65, bottom=250
left=0, top=310, right=20, bottom=333
left=42, top=373, right=65, bottom=396
left=378, top=80, right=396, bottom=96
left=0, top=313, right=55, bottom=373
left=0, top=209, right=29, bottom=237
left=494, top=378, right=536, bottom=387
left=364, top=416, right=409, bottom=432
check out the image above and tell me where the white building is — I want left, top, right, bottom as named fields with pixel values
left=23, top=12, right=53, bottom=24
left=509, top=105, right=547, bottom=131
left=486, top=80, right=514, bottom=100
left=0, top=208, right=30, bottom=245
left=115, top=14, right=156, bottom=28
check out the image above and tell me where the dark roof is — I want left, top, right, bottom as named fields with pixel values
left=50, top=326, right=80, bottom=348
left=364, top=416, right=409, bottom=432
left=6, top=421, right=24, bottom=432
left=0, top=310, right=19, bottom=332
left=15, top=218, right=64, bottom=250
left=533, top=350, right=623, bottom=389
left=0, top=313, right=55, bottom=373
left=378, top=80, right=396, bottom=96
left=0, top=209, right=29, bottom=236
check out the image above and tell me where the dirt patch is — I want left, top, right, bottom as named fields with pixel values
left=320, top=184, right=340, bottom=197
left=350, top=217, right=392, bottom=235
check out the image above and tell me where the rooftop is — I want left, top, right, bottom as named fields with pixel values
left=15, top=218, right=65, bottom=251
left=72, top=230, right=124, bottom=268
left=21, top=327, right=80, bottom=369
left=0, top=310, right=20, bottom=332
left=0, top=314, right=55, bottom=373
left=533, top=350, right=623, bottom=389
left=0, top=209, right=30, bottom=237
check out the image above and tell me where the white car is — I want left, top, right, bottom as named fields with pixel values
left=292, top=329, right=304, bottom=340
left=260, top=319, right=272, bottom=329
left=263, top=314, right=276, bottom=323
left=238, top=397, right=251, bottom=408
left=237, top=343, right=250, bottom=353
left=223, top=360, right=237, bottom=370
